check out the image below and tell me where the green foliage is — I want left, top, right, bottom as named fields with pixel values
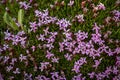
left=3, top=12, right=19, bottom=30
left=18, top=9, right=24, bottom=30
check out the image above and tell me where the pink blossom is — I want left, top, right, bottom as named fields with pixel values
left=24, top=72, right=33, bottom=80
left=19, top=1, right=31, bottom=10
left=45, top=43, right=54, bottom=50
left=64, top=53, right=72, bottom=61
left=39, top=62, right=50, bottom=72
left=35, top=75, right=50, bottom=80
left=43, top=27, right=49, bottom=35
left=3, top=44, right=9, bottom=50
left=37, top=34, right=45, bottom=41
left=6, top=65, right=13, bottom=72
left=10, top=58, right=17, bottom=65
left=97, top=3, right=106, bottom=10
left=51, top=57, right=59, bottom=63
left=72, top=73, right=86, bottom=80
left=3, top=56, right=9, bottom=64
left=93, top=58, right=102, bottom=69
left=59, top=42, right=64, bottom=52
left=50, top=72, right=59, bottom=80
left=75, top=14, right=84, bottom=23
left=112, top=66, right=119, bottom=75
left=19, top=54, right=27, bottom=62
left=13, top=68, right=20, bottom=74
left=46, top=50, right=54, bottom=59
left=56, top=18, right=71, bottom=31
left=88, top=72, right=95, bottom=79
left=116, top=56, right=120, bottom=67
left=31, top=46, right=35, bottom=52
left=30, top=22, right=38, bottom=32
left=68, top=0, right=74, bottom=7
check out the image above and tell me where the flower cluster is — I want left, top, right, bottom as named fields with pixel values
left=0, top=0, right=120, bottom=80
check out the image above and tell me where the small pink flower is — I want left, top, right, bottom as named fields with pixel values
left=50, top=72, right=59, bottom=80
left=97, top=3, right=106, bottom=10
left=88, top=72, right=95, bottom=79
left=68, top=0, right=74, bottom=7
left=64, top=53, right=72, bottom=61
left=31, top=46, right=35, bottom=52
left=39, top=62, right=50, bottom=72
left=51, top=57, right=59, bottom=63
left=93, top=58, right=102, bottom=69
left=19, top=54, right=27, bottom=62
left=112, top=66, right=119, bottom=75
left=6, top=65, right=13, bottom=72
left=19, top=1, right=31, bottom=10
left=43, top=27, right=49, bottom=35
left=46, top=50, right=54, bottom=59
left=75, top=14, right=84, bottom=23
left=13, top=68, right=20, bottom=74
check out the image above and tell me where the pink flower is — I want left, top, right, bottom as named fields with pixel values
left=13, top=68, right=20, bottom=74
left=72, top=74, right=86, bottom=80
left=59, top=42, right=64, bottom=52
left=64, top=53, right=72, bottom=61
left=92, top=23, right=100, bottom=34
left=46, top=50, right=54, bottom=59
left=75, top=14, right=84, bottom=23
left=4, top=30, right=12, bottom=40
left=115, top=47, right=120, bottom=54
left=30, top=22, right=38, bottom=32
left=43, top=27, right=49, bottom=35
left=19, top=54, right=27, bottom=62
left=63, top=30, right=72, bottom=40
left=56, top=18, right=71, bottom=31
left=46, top=36, right=55, bottom=43
left=3, top=44, right=9, bottom=50
left=75, top=30, right=88, bottom=41
left=97, top=3, right=106, bottom=10
left=51, top=57, right=59, bottom=63
left=10, top=58, right=17, bottom=65
left=19, top=1, right=31, bottom=10
left=112, top=66, right=119, bottom=75
left=68, top=0, right=74, bottom=7
left=72, top=64, right=80, bottom=73
left=31, top=46, right=35, bottom=52
left=96, top=72, right=105, bottom=80
left=45, top=43, right=54, bottom=50
left=24, top=72, right=33, bottom=80
left=116, top=56, right=120, bottom=67
left=3, top=56, right=9, bottom=64
left=72, top=57, right=87, bottom=73
left=93, top=58, right=102, bottom=69
left=6, top=65, right=13, bottom=72
left=29, top=0, right=33, bottom=3
left=88, top=72, right=95, bottom=79
left=39, top=62, right=50, bottom=72
left=37, top=34, right=45, bottom=41
left=50, top=72, right=59, bottom=80
left=35, top=75, right=50, bottom=80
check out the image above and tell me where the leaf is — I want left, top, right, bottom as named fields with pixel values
left=3, top=12, right=19, bottom=30
left=18, top=9, right=24, bottom=30
left=3, top=12, right=11, bottom=26
left=10, top=20, right=19, bottom=30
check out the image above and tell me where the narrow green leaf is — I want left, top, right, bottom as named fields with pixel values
left=3, top=12, right=11, bottom=26
left=18, top=9, right=24, bottom=30
left=10, top=20, right=19, bottom=30
left=3, top=12, right=19, bottom=30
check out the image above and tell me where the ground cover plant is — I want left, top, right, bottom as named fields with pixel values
left=0, top=0, right=120, bottom=80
